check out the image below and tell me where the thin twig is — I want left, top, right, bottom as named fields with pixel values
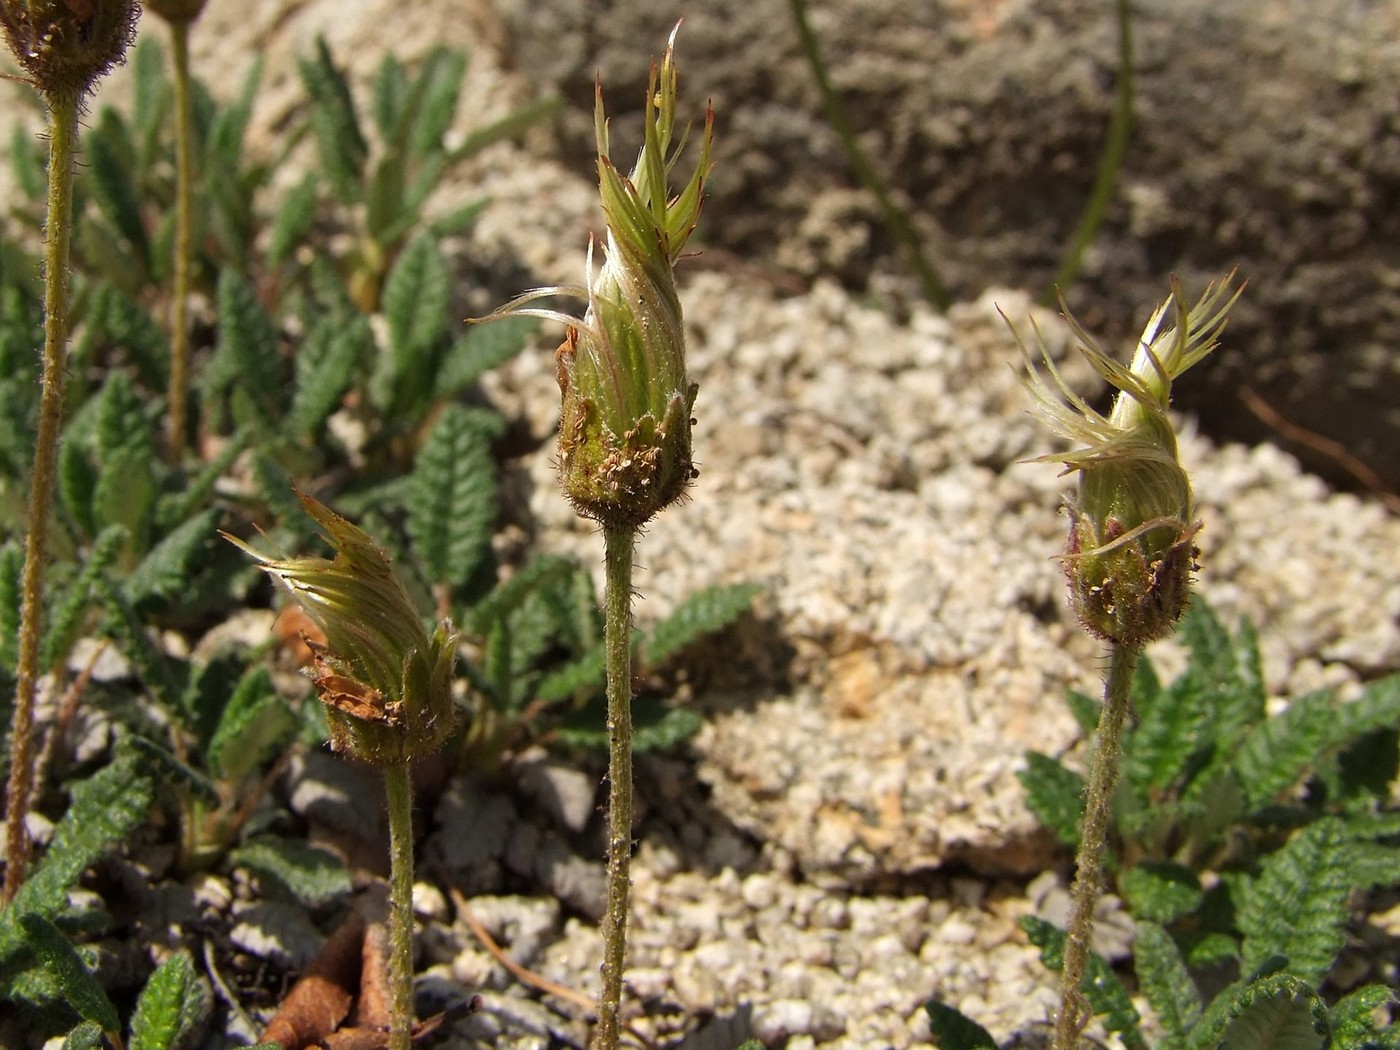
left=1045, top=0, right=1135, bottom=301
left=447, top=886, right=657, bottom=1050
left=1240, top=385, right=1400, bottom=515
left=787, top=0, right=951, bottom=310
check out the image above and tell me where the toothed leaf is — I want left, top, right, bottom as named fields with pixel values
left=406, top=404, right=499, bottom=590
left=1133, top=922, right=1200, bottom=1049
left=643, top=582, right=762, bottom=667
left=230, top=837, right=351, bottom=908
left=924, top=1001, right=996, bottom=1050
left=1018, top=751, right=1084, bottom=850
left=1238, top=818, right=1352, bottom=985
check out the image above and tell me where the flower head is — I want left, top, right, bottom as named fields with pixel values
left=487, top=25, right=713, bottom=529
left=225, top=493, right=458, bottom=765
left=1, top=0, right=139, bottom=100
left=1017, top=272, right=1244, bottom=648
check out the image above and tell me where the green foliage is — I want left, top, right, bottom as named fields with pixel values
left=1015, top=600, right=1400, bottom=1049
left=644, top=583, right=764, bottom=666
left=1191, top=973, right=1329, bottom=1050
left=406, top=404, right=500, bottom=591
left=1017, top=750, right=1084, bottom=850
left=129, top=953, right=208, bottom=1050
left=924, top=1001, right=997, bottom=1050
left=0, top=748, right=153, bottom=1030
left=229, top=837, right=352, bottom=907
left=1132, top=922, right=1201, bottom=1050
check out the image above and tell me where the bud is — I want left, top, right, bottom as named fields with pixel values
left=225, top=493, right=458, bottom=765
left=1018, top=272, right=1244, bottom=648
left=486, top=25, right=712, bottom=529
left=0, top=0, right=140, bottom=100
left=144, top=0, right=207, bottom=26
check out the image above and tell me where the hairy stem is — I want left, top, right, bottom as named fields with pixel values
left=787, top=0, right=951, bottom=311
left=1055, top=642, right=1137, bottom=1050
left=383, top=762, right=416, bottom=1050
left=4, top=89, right=81, bottom=905
left=595, top=523, right=636, bottom=1050
left=167, top=18, right=196, bottom=464
left=1045, top=0, right=1134, bottom=302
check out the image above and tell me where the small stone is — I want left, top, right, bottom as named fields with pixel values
left=515, top=748, right=599, bottom=833
left=413, top=881, right=448, bottom=921
left=229, top=901, right=325, bottom=970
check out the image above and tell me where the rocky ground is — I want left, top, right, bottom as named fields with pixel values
left=3, top=1, right=1399, bottom=1047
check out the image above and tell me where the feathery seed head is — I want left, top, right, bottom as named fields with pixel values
left=1017, top=272, right=1244, bottom=648
left=225, top=493, right=458, bottom=765
left=486, top=24, right=712, bottom=529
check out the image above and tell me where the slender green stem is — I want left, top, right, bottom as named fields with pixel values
left=787, top=0, right=952, bottom=311
left=1054, top=642, right=1137, bottom=1050
left=167, top=18, right=196, bottom=464
left=1044, top=0, right=1134, bottom=303
left=595, top=524, right=636, bottom=1050
left=3, top=89, right=80, bottom=906
left=383, top=762, right=416, bottom=1050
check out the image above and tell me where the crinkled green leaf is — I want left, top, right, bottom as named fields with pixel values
left=406, top=47, right=466, bottom=156
left=407, top=404, right=498, bottom=590
left=4, top=747, right=153, bottom=923
left=123, top=735, right=220, bottom=808
left=298, top=37, right=367, bottom=205
left=90, top=284, right=169, bottom=390
left=1063, top=687, right=1101, bottom=736
left=93, top=446, right=157, bottom=544
left=924, top=1000, right=996, bottom=1050
left=94, top=369, right=157, bottom=463
left=130, top=36, right=168, bottom=157
left=1126, top=642, right=1211, bottom=803
left=209, top=270, right=284, bottom=422
left=556, top=694, right=701, bottom=755
left=58, top=435, right=99, bottom=540
left=371, top=52, right=409, bottom=140
left=436, top=314, right=535, bottom=400
left=0, top=913, right=118, bottom=1030
left=267, top=173, right=319, bottom=269
left=84, top=111, right=150, bottom=274
left=1238, top=818, right=1352, bottom=985
left=1018, top=751, right=1084, bottom=850
left=1329, top=985, right=1396, bottom=1050
left=10, top=122, right=47, bottom=201
left=206, top=668, right=296, bottom=782
left=469, top=555, right=575, bottom=635
left=1133, top=921, right=1200, bottom=1049
left=98, top=579, right=183, bottom=707
left=123, top=510, right=221, bottom=608
left=40, top=526, right=126, bottom=670
left=383, top=230, right=449, bottom=358
left=130, top=952, right=208, bottom=1050
left=288, top=310, right=372, bottom=438
left=535, top=646, right=607, bottom=704
left=1193, top=973, right=1328, bottom=1050
left=230, top=837, right=351, bottom=907
left=1338, top=839, right=1400, bottom=893
left=205, top=55, right=262, bottom=170
left=1120, top=862, right=1203, bottom=924
left=0, top=542, right=21, bottom=672
left=644, top=583, right=762, bottom=667
left=61, top=1020, right=106, bottom=1050
left=1232, top=688, right=1350, bottom=811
